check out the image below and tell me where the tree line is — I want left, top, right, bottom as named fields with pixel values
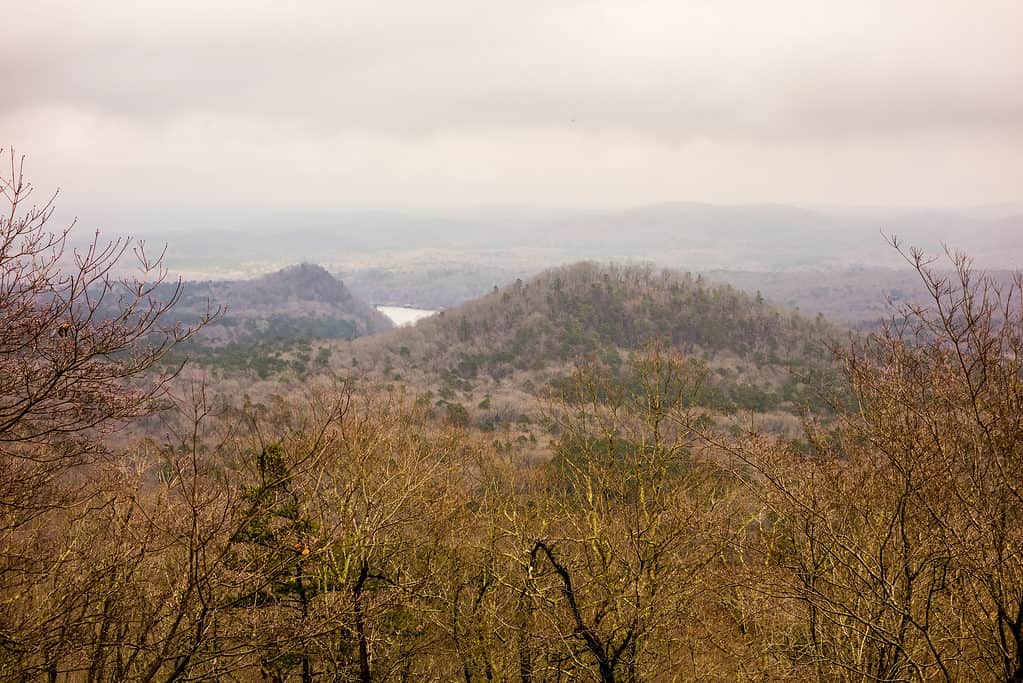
left=3, top=152, right=1022, bottom=681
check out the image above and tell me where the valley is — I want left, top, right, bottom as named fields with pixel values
left=5, top=1, right=1022, bottom=672
left=6, top=165, right=1023, bottom=680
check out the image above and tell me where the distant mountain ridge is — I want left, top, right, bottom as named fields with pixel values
left=132, top=202, right=1023, bottom=278
left=172, top=263, right=392, bottom=346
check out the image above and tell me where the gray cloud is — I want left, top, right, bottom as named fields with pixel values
left=3, top=0, right=1021, bottom=211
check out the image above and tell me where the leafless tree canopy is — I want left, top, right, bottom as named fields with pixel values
left=1, top=154, right=1022, bottom=681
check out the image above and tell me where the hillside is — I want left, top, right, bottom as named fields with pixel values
left=156, top=264, right=391, bottom=378
left=381, top=262, right=833, bottom=367
left=342, top=263, right=534, bottom=309
left=343, top=262, right=1020, bottom=331
left=336, top=262, right=845, bottom=436
left=171, top=262, right=847, bottom=437
left=705, top=266, right=1022, bottom=330
left=171, top=263, right=391, bottom=345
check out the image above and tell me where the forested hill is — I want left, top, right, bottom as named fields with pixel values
left=349, top=262, right=844, bottom=418
left=173, top=263, right=392, bottom=346
left=368, top=262, right=835, bottom=370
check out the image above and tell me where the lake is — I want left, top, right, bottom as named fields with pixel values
left=376, top=305, right=438, bottom=327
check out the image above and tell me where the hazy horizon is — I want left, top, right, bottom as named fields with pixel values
left=5, top=0, right=1021, bottom=222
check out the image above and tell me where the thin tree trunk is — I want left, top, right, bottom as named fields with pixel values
left=353, top=560, right=371, bottom=683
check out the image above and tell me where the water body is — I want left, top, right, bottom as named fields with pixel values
left=376, top=305, right=438, bottom=327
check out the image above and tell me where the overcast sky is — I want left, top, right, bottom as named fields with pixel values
left=4, top=0, right=1022, bottom=218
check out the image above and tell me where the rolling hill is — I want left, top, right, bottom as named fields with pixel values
left=172, top=263, right=392, bottom=346
left=160, top=264, right=391, bottom=379
left=338, top=262, right=845, bottom=433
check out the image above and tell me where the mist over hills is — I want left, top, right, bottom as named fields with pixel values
left=134, top=202, right=1023, bottom=280
left=705, top=266, right=1021, bottom=330
left=342, top=264, right=533, bottom=309
left=164, top=253, right=1015, bottom=425
left=131, top=203, right=1021, bottom=330
left=170, top=256, right=1008, bottom=408
left=341, top=259, right=1019, bottom=332
left=521, top=202, right=1023, bottom=270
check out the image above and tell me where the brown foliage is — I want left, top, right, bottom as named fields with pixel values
left=4, top=151, right=1022, bottom=681
left=0, top=150, right=216, bottom=677
left=717, top=244, right=1023, bottom=681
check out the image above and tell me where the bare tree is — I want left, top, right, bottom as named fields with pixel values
left=0, top=150, right=217, bottom=676
left=511, top=344, right=739, bottom=682
left=0, top=149, right=216, bottom=503
left=718, top=244, right=1023, bottom=681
